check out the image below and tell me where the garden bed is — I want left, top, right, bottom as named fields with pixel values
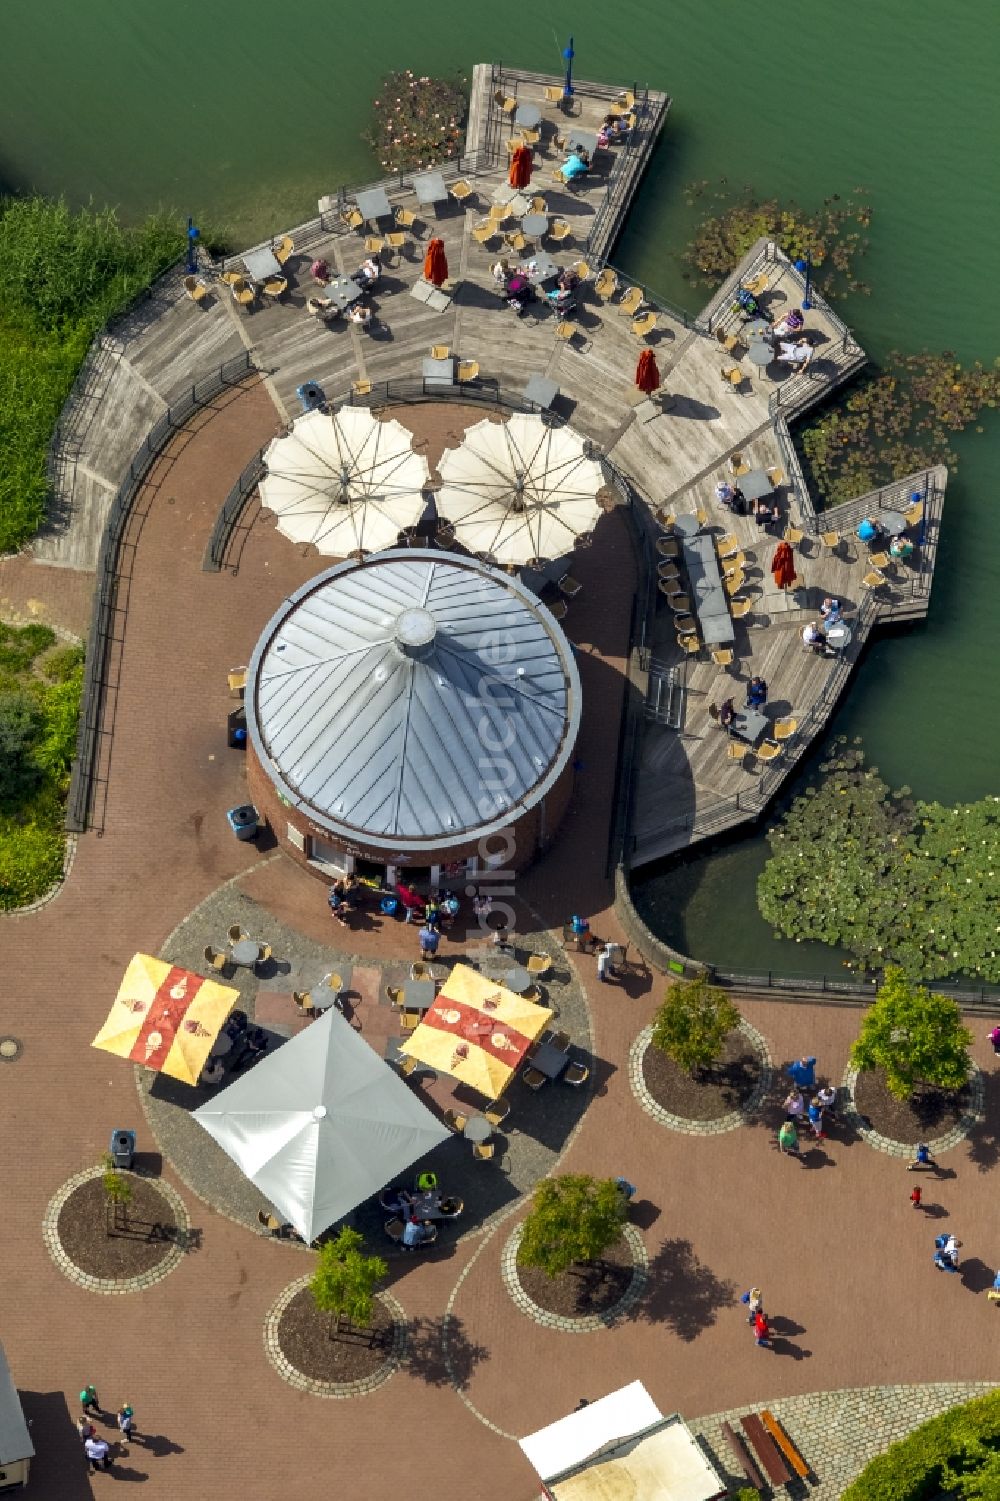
left=276, top=1288, right=396, bottom=1384
left=56, top=1176, right=180, bottom=1279
left=516, top=1236, right=635, bottom=1319
left=641, top=1028, right=761, bottom=1121
left=853, top=1068, right=971, bottom=1144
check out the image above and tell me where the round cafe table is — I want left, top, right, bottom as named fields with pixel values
left=747, top=339, right=773, bottom=369
left=311, top=983, right=341, bottom=1013
left=463, top=1115, right=493, bottom=1144
left=502, top=966, right=531, bottom=994
left=879, top=509, right=907, bottom=536
left=231, top=939, right=260, bottom=966
left=514, top=102, right=542, bottom=129
left=824, top=622, right=853, bottom=652
left=521, top=212, right=548, bottom=237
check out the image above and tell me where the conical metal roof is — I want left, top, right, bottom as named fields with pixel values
left=246, top=551, right=581, bottom=852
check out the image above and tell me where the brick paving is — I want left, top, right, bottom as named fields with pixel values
left=1, top=379, right=997, bottom=1498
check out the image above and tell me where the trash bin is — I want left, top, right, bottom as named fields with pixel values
left=109, top=1129, right=136, bottom=1170
left=296, top=381, right=326, bottom=413
left=226, top=804, right=259, bottom=841
left=227, top=707, right=247, bottom=749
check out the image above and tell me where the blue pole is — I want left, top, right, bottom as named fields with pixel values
left=794, top=256, right=812, bottom=311
left=562, top=36, right=575, bottom=102
left=186, top=217, right=200, bottom=275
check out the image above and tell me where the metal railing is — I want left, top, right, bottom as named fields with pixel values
left=708, top=968, right=1000, bottom=1010
left=66, top=352, right=255, bottom=832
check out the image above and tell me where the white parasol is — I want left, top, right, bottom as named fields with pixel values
left=259, top=406, right=430, bottom=556
left=435, top=413, right=606, bottom=564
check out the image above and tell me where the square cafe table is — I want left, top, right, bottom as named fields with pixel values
left=740, top=469, right=773, bottom=502
left=403, top=979, right=436, bottom=1013
left=531, top=1041, right=571, bottom=1080
left=523, top=374, right=559, bottom=409
left=413, top=170, right=447, bottom=208
left=731, top=708, right=769, bottom=746
left=683, top=533, right=735, bottom=647
left=356, top=185, right=392, bottom=222
left=566, top=129, right=598, bottom=157
left=324, top=275, right=363, bottom=313
left=423, top=355, right=455, bottom=388
left=243, top=245, right=283, bottom=282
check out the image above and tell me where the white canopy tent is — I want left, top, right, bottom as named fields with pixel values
left=193, top=1009, right=451, bottom=1243
left=436, top=413, right=606, bottom=564
left=259, top=406, right=430, bottom=556
left=520, top=1383, right=724, bottom=1501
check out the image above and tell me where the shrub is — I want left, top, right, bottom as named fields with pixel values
left=518, top=1175, right=626, bottom=1280
left=0, top=689, right=44, bottom=803
left=0, top=785, right=66, bottom=909
left=850, top=967, right=972, bottom=1100
left=310, top=1228, right=388, bottom=1336
left=650, top=975, right=741, bottom=1077
left=842, top=1390, right=1000, bottom=1501
left=41, top=642, right=85, bottom=682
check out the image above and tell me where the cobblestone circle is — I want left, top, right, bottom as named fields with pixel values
left=629, top=1019, right=773, bottom=1135
left=841, top=1061, right=986, bottom=1158
left=42, top=1167, right=191, bottom=1295
left=263, top=1279, right=407, bottom=1398
left=500, top=1221, right=649, bottom=1333
left=690, top=1381, right=996, bottom=1500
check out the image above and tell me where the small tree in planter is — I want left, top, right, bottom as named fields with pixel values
left=850, top=966, right=972, bottom=1101
left=650, top=976, right=741, bottom=1078
left=310, top=1228, right=388, bottom=1347
left=518, top=1175, right=626, bottom=1281
left=101, top=1155, right=133, bottom=1235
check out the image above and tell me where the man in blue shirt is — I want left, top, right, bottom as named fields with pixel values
left=786, top=1056, right=817, bottom=1091
left=402, top=1218, right=432, bottom=1249
left=418, top=924, right=439, bottom=957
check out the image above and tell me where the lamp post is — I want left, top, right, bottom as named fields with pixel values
left=186, top=217, right=200, bottom=275
left=793, top=256, right=812, bottom=311
left=562, top=36, right=575, bottom=105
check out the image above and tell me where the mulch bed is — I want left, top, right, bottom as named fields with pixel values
left=853, top=1068, right=970, bottom=1144
left=57, top=1177, right=179, bottom=1279
left=642, top=1029, right=760, bottom=1121
left=517, top=1236, right=634, bottom=1319
left=277, top=1290, right=395, bottom=1384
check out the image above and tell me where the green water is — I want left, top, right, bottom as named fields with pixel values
left=3, top=0, right=998, bottom=973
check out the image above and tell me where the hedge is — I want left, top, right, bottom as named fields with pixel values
left=841, top=1390, right=1000, bottom=1501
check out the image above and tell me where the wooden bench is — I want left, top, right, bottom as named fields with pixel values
left=762, top=1409, right=810, bottom=1480
left=721, top=1420, right=764, bottom=1492
left=741, top=1413, right=792, bottom=1487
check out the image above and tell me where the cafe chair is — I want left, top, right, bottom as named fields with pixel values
left=550, top=1030, right=571, bottom=1052
left=674, top=613, right=697, bottom=635
left=232, top=277, right=255, bottom=306
left=745, top=271, right=769, bottom=297
left=594, top=268, right=618, bottom=300
left=254, top=943, right=272, bottom=968
left=531, top=195, right=548, bottom=213
left=228, top=666, right=247, bottom=695
left=547, top=218, right=572, bottom=243
left=488, top=202, right=510, bottom=222
left=722, top=554, right=747, bottom=577
left=399, top=1056, right=418, bottom=1078
left=563, top=1061, right=589, bottom=1086
left=558, top=573, right=582, bottom=599
left=712, top=648, right=734, bottom=668
left=322, top=972, right=344, bottom=996
left=384, top=230, right=407, bottom=257
left=449, top=178, right=474, bottom=202
left=274, top=235, right=294, bottom=265
left=767, top=467, right=784, bottom=488
left=716, top=328, right=741, bottom=354
left=774, top=717, right=798, bottom=740
left=430, top=344, right=450, bottom=361
left=730, top=453, right=749, bottom=477
left=184, top=275, right=208, bottom=304
left=258, top=1210, right=282, bottom=1233
left=618, top=286, right=643, bottom=317
left=444, top=1108, right=468, bottom=1134
left=352, top=379, right=373, bottom=398
left=716, top=534, right=740, bottom=558
left=220, top=269, right=242, bottom=285
left=364, top=236, right=384, bottom=255
left=727, top=740, right=747, bottom=762
left=494, top=90, right=517, bottom=115
left=485, top=1100, right=511, bottom=1128
left=384, top=1217, right=405, bottom=1243
left=472, top=1142, right=495, bottom=1162
left=784, top=524, right=804, bottom=545
left=655, top=535, right=679, bottom=558
left=864, top=568, right=887, bottom=589
left=677, top=632, right=700, bottom=655
left=730, top=596, right=755, bottom=619
left=410, top=962, right=431, bottom=982
left=457, top=360, right=479, bottom=384
left=526, top=954, right=553, bottom=979
left=695, top=507, right=709, bottom=525
left=293, top=991, right=314, bottom=1018
left=204, top=945, right=227, bottom=973
left=395, top=207, right=418, bottom=229
left=657, top=561, right=680, bottom=582
left=340, top=207, right=364, bottom=230
left=555, top=321, right=579, bottom=347
left=755, top=740, right=783, bottom=763
left=903, top=500, right=924, bottom=526
left=723, top=573, right=745, bottom=597
left=820, top=529, right=841, bottom=551
left=400, top=1008, right=420, bottom=1033
left=228, top=925, right=245, bottom=945
left=386, top=984, right=404, bottom=1008
left=505, top=230, right=529, bottom=253
left=263, top=277, right=287, bottom=298
left=522, top=1066, right=546, bottom=1090
left=571, top=260, right=591, bottom=282
left=868, top=550, right=891, bottom=569
left=657, top=578, right=675, bottom=598
left=547, top=599, right=568, bottom=620
left=472, top=220, right=498, bottom=246
left=721, top=366, right=744, bottom=388
left=544, top=84, right=563, bottom=102
left=666, top=591, right=690, bottom=613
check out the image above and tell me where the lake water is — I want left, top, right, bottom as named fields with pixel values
left=3, top=0, right=998, bottom=974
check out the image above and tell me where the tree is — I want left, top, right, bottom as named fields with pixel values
left=650, top=975, right=740, bottom=1078
left=850, top=967, right=972, bottom=1101
left=518, top=1176, right=626, bottom=1281
left=101, top=1155, right=133, bottom=1233
left=310, top=1228, right=388, bottom=1343
left=0, top=690, right=43, bottom=803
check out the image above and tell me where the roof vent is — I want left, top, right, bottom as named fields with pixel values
left=394, top=607, right=437, bottom=660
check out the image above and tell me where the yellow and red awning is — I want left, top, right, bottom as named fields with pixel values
left=400, top=962, right=552, bottom=1098
left=92, top=954, right=239, bottom=1086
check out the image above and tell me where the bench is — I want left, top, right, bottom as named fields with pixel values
left=762, top=1410, right=810, bottom=1480
left=721, top=1421, right=764, bottom=1492
left=741, top=1413, right=792, bottom=1487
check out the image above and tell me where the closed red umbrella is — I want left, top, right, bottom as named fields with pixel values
left=509, top=145, right=533, bottom=190
left=635, top=349, right=659, bottom=394
left=423, top=238, right=448, bottom=288
left=770, top=539, right=796, bottom=590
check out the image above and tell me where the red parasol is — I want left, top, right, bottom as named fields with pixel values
left=635, top=349, right=660, bottom=394
left=508, top=144, right=533, bottom=190
left=770, top=540, right=796, bottom=590
left=423, top=238, right=448, bottom=288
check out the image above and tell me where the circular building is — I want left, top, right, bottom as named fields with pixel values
left=245, top=550, right=582, bottom=886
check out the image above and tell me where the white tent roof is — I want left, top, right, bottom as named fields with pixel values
left=521, top=1386, right=723, bottom=1501
left=193, top=1009, right=450, bottom=1242
left=259, top=406, right=429, bottom=556
left=436, top=414, right=605, bottom=564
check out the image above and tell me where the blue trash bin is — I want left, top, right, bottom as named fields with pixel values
left=226, top=804, right=259, bottom=841
left=109, top=1129, right=136, bottom=1170
left=296, top=381, right=326, bottom=413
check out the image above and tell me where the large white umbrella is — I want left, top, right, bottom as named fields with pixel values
left=436, top=413, right=606, bottom=564
left=193, top=1009, right=450, bottom=1243
left=259, top=406, right=430, bottom=556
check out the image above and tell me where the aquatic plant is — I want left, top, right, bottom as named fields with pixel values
left=363, top=70, right=468, bottom=175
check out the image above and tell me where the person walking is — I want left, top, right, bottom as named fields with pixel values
left=816, top=1084, right=838, bottom=1119
left=987, top=1025, right=1000, bottom=1056
left=418, top=924, right=439, bottom=958
left=117, top=1404, right=136, bottom=1452
left=84, top=1435, right=111, bottom=1473
left=908, top=1142, right=937, bottom=1172
left=786, top=1056, right=817, bottom=1091
left=79, top=1384, right=100, bottom=1417
left=76, top=1414, right=95, bottom=1442
left=740, top=1287, right=763, bottom=1324
left=933, top=1234, right=961, bottom=1272
left=753, top=1310, right=771, bottom=1347
left=806, top=1097, right=827, bottom=1140
left=597, top=944, right=616, bottom=983
left=778, top=1119, right=799, bottom=1156
left=910, top=1186, right=922, bottom=1210
left=782, top=1088, right=805, bottom=1123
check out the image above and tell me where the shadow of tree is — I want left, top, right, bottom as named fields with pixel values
left=638, top=1238, right=736, bottom=1340
left=403, top=1314, right=490, bottom=1388
left=967, top=1071, right=1000, bottom=1172
left=959, top=1257, right=996, bottom=1294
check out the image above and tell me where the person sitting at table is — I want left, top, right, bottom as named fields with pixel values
left=718, top=697, right=736, bottom=729
left=557, top=267, right=580, bottom=293
left=328, top=879, right=350, bottom=925
left=560, top=151, right=590, bottom=183
left=439, top=1196, right=462, bottom=1217
left=771, top=307, right=804, bottom=339
left=715, top=480, right=746, bottom=514
left=546, top=285, right=576, bottom=315
left=750, top=495, right=780, bottom=528
left=311, top=258, right=332, bottom=285
left=802, top=621, right=829, bottom=655
left=355, top=256, right=380, bottom=287
left=778, top=337, right=814, bottom=372
left=890, top=533, right=915, bottom=560
left=820, top=596, right=843, bottom=625
left=348, top=303, right=372, bottom=327
left=857, top=515, right=882, bottom=543
left=490, top=257, right=511, bottom=289
left=233, top=1025, right=269, bottom=1072
left=746, top=676, right=768, bottom=708
left=401, top=1218, right=434, bottom=1249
